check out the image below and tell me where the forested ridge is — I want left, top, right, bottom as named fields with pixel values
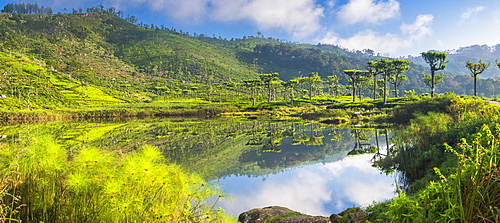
left=1, top=7, right=500, bottom=111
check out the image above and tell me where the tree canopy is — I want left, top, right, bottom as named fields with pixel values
left=421, top=51, right=447, bottom=97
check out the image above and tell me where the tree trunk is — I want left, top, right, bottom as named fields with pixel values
left=352, top=86, right=356, bottom=102
left=474, top=76, right=477, bottom=96
left=393, top=82, right=398, bottom=97
left=383, top=73, right=388, bottom=103
left=431, top=69, right=435, bottom=97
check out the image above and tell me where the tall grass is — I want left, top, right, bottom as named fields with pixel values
left=388, top=124, right=500, bottom=222
left=0, top=133, right=233, bottom=222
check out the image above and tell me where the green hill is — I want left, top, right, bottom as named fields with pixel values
left=1, top=10, right=499, bottom=112
left=0, top=12, right=260, bottom=110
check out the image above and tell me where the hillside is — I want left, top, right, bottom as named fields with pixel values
left=0, top=11, right=261, bottom=110
left=1, top=10, right=500, bottom=112
left=410, top=44, right=500, bottom=78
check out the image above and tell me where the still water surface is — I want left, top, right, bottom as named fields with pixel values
left=216, top=154, right=395, bottom=216
left=0, top=118, right=396, bottom=217
left=212, top=125, right=396, bottom=216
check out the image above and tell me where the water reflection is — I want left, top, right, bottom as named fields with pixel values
left=216, top=154, right=395, bottom=216
left=215, top=126, right=396, bottom=216
left=0, top=118, right=396, bottom=217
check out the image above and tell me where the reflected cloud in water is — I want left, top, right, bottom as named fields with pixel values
left=216, top=154, right=395, bottom=216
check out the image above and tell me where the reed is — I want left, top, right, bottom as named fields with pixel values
left=0, top=134, right=233, bottom=222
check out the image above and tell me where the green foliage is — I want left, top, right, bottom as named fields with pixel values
left=386, top=193, right=423, bottom=222
left=0, top=134, right=231, bottom=222
left=421, top=51, right=448, bottom=97
left=388, top=124, right=500, bottom=222
left=381, top=94, right=500, bottom=193
left=466, top=59, right=490, bottom=96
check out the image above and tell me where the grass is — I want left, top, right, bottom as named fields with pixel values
left=387, top=124, right=500, bottom=222
left=0, top=133, right=234, bottom=222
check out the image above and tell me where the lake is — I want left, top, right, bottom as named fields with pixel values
left=0, top=117, right=396, bottom=217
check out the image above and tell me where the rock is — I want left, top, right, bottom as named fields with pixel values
left=239, top=206, right=368, bottom=223
left=329, top=214, right=341, bottom=223
left=238, top=206, right=295, bottom=223
left=274, top=215, right=330, bottom=223
left=238, top=206, right=331, bottom=223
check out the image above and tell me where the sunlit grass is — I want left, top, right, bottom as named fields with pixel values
left=0, top=133, right=234, bottom=222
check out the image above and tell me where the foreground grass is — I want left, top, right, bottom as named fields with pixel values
left=0, top=133, right=236, bottom=222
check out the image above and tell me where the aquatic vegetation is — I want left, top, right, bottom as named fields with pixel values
left=387, top=123, right=500, bottom=222
left=0, top=134, right=232, bottom=222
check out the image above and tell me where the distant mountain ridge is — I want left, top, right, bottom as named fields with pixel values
left=410, top=44, right=500, bottom=78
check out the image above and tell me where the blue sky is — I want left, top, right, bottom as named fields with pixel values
left=4, top=0, right=500, bottom=56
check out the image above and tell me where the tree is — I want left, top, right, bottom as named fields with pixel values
left=466, top=59, right=490, bottom=96
left=327, top=75, right=341, bottom=97
left=421, top=51, right=447, bottom=97
left=367, top=60, right=381, bottom=99
left=283, top=79, right=299, bottom=104
left=259, top=73, right=280, bottom=103
left=372, top=58, right=393, bottom=103
left=389, top=59, right=410, bottom=97
left=422, top=73, right=445, bottom=94
left=304, top=72, right=322, bottom=101
left=344, top=70, right=369, bottom=102
left=243, top=79, right=262, bottom=106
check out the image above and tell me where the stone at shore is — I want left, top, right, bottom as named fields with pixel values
left=238, top=206, right=330, bottom=223
left=238, top=206, right=368, bottom=223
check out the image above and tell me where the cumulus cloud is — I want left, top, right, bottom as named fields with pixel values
left=104, top=0, right=324, bottom=38
left=317, top=30, right=407, bottom=55
left=461, top=6, right=485, bottom=21
left=337, top=0, right=400, bottom=25
left=317, top=14, right=433, bottom=56
left=232, top=0, right=325, bottom=38
left=218, top=154, right=395, bottom=216
left=400, top=14, right=433, bottom=40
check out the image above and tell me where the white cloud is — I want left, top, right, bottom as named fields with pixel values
left=400, top=14, right=433, bottom=40
left=317, top=30, right=407, bottom=55
left=108, top=0, right=324, bottom=38
left=337, top=0, right=400, bottom=25
left=317, top=14, right=433, bottom=56
left=493, top=10, right=500, bottom=25
left=218, top=155, right=396, bottom=216
left=211, top=0, right=324, bottom=38
left=461, top=6, right=484, bottom=21
left=219, top=168, right=333, bottom=216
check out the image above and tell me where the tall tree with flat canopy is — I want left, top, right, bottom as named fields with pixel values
left=421, top=51, right=447, bottom=97
left=367, top=60, right=380, bottom=100
left=372, top=58, right=393, bottom=103
left=389, top=59, right=410, bottom=97
left=327, top=75, right=341, bottom=97
left=259, top=73, right=280, bottom=103
left=466, top=59, right=490, bottom=96
left=243, top=79, right=262, bottom=106
left=344, top=70, right=369, bottom=102
left=304, top=72, right=322, bottom=101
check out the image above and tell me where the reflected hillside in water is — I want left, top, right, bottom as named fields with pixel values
left=0, top=118, right=390, bottom=180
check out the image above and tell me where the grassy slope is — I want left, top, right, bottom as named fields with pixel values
left=0, top=12, right=260, bottom=111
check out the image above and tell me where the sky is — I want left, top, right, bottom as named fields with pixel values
left=4, top=0, right=500, bottom=57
